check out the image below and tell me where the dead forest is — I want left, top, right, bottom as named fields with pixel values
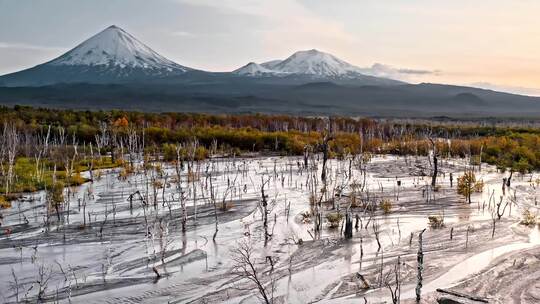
left=0, top=108, right=539, bottom=303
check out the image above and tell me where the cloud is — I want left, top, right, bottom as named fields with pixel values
left=359, top=63, right=440, bottom=81
left=0, top=42, right=66, bottom=52
left=397, top=68, right=436, bottom=75
left=0, top=42, right=66, bottom=75
left=469, top=82, right=540, bottom=97
left=170, top=31, right=194, bottom=37
left=174, top=0, right=355, bottom=53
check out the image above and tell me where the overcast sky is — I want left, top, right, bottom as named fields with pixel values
left=2, top=0, right=540, bottom=95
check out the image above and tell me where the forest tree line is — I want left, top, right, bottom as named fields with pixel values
left=0, top=105, right=538, bottom=198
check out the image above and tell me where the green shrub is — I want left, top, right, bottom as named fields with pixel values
left=379, top=199, right=392, bottom=214
left=325, top=212, right=343, bottom=228
left=520, top=209, right=537, bottom=226
left=428, top=215, right=444, bottom=228
left=0, top=196, right=11, bottom=209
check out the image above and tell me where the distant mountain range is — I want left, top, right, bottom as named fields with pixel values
left=0, top=25, right=397, bottom=87
left=1, top=25, right=540, bottom=117
left=232, top=49, right=402, bottom=86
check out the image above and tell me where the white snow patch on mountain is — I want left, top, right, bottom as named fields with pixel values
left=260, top=60, right=282, bottom=70
left=233, top=62, right=280, bottom=76
left=271, top=49, right=362, bottom=77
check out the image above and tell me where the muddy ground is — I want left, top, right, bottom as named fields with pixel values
left=0, top=155, right=538, bottom=303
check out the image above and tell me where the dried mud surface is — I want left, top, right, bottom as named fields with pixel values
left=0, top=155, right=538, bottom=303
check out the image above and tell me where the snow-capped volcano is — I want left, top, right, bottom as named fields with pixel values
left=233, top=49, right=403, bottom=85
left=271, top=49, right=362, bottom=77
left=0, top=25, right=191, bottom=86
left=235, top=49, right=364, bottom=77
left=234, top=48, right=363, bottom=77
left=48, top=25, right=187, bottom=71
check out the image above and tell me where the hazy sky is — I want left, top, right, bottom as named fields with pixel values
left=2, top=0, right=540, bottom=95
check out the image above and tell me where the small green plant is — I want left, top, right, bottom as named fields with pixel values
left=457, top=171, right=484, bottom=204
left=326, top=212, right=343, bottom=228
left=470, top=155, right=481, bottom=166
left=428, top=215, right=444, bottom=228
left=379, top=199, right=392, bottom=214
left=71, top=171, right=85, bottom=186
left=152, top=180, right=163, bottom=189
left=520, top=209, right=537, bottom=226
left=47, top=182, right=65, bottom=207
left=0, top=196, right=11, bottom=209
left=300, top=210, right=312, bottom=224
left=349, top=194, right=360, bottom=207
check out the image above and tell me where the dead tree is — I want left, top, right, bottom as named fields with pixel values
left=416, top=229, right=426, bottom=303
left=10, top=268, right=20, bottom=303
left=36, top=264, right=52, bottom=302
left=373, top=220, right=382, bottom=252
left=4, top=123, right=20, bottom=195
left=506, top=170, right=513, bottom=187
left=385, top=256, right=401, bottom=304
left=260, top=176, right=271, bottom=246
left=152, top=266, right=161, bottom=280
left=491, top=211, right=497, bottom=238
left=63, top=136, right=78, bottom=199
left=209, top=169, right=237, bottom=241
left=231, top=240, right=273, bottom=304
left=344, top=209, right=353, bottom=239
left=436, top=288, right=489, bottom=303
left=209, top=173, right=219, bottom=241
left=175, top=144, right=188, bottom=232
left=158, top=218, right=172, bottom=266
left=95, top=121, right=109, bottom=163
left=221, top=172, right=239, bottom=211
left=465, top=226, right=471, bottom=249
left=33, top=125, right=51, bottom=183
left=320, top=133, right=332, bottom=183
left=428, top=137, right=438, bottom=188
left=496, top=196, right=509, bottom=220
left=303, top=145, right=310, bottom=169
left=186, top=140, right=200, bottom=222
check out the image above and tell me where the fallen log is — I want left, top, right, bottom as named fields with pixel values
left=436, top=288, right=489, bottom=303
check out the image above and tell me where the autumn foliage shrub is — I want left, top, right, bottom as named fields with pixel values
left=379, top=199, right=393, bottom=214
left=457, top=171, right=484, bottom=203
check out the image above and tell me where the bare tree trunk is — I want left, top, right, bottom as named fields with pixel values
left=4, top=123, right=20, bottom=195
left=416, top=229, right=426, bottom=303
left=344, top=210, right=353, bottom=239
left=506, top=170, right=513, bottom=187
left=321, top=135, right=330, bottom=183
left=209, top=173, right=219, bottom=241
left=175, top=145, right=187, bottom=233
left=429, top=138, right=438, bottom=188
left=261, top=177, right=271, bottom=246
